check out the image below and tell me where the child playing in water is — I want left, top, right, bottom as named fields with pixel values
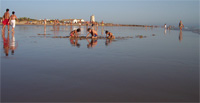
left=86, top=28, right=98, bottom=39
left=69, top=28, right=81, bottom=38
left=105, top=30, right=115, bottom=39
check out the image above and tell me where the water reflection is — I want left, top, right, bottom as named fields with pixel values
left=70, top=38, right=80, bottom=48
left=2, top=31, right=18, bottom=56
left=44, top=25, right=46, bottom=33
left=101, top=26, right=104, bottom=35
left=105, top=38, right=113, bottom=46
left=70, top=25, right=73, bottom=32
left=179, top=30, right=183, bottom=42
left=87, top=39, right=98, bottom=48
left=164, top=29, right=167, bottom=35
left=57, top=25, right=60, bottom=31
left=10, top=34, right=17, bottom=55
left=52, top=25, right=60, bottom=35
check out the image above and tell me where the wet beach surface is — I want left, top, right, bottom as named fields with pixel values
left=1, top=25, right=199, bottom=102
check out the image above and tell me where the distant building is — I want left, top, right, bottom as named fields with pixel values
left=90, top=15, right=95, bottom=23
left=61, top=19, right=84, bottom=24
left=73, top=19, right=78, bottom=23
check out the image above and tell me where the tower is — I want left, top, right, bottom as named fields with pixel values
left=90, top=15, right=95, bottom=23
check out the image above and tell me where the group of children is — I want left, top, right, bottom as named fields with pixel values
left=69, top=28, right=115, bottom=39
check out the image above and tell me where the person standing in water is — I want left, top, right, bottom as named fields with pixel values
left=44, top=19, right=47, bottom=25
left=44, top=19, right=47, bottom=33
left=9, top=11, right=18, bottom=33
left=179, top=20, right=184, bottom=30
left=2, top=9, right=10, bottom=32
left=164, top=24, right=167, bottom=29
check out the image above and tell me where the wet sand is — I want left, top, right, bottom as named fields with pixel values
left=1, top=25, right=199, bottom=102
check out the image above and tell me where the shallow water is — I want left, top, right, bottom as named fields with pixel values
left=1, top=25, right=199, bottom=102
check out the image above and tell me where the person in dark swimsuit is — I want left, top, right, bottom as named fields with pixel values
left=86, top=28, right=98, bottom=39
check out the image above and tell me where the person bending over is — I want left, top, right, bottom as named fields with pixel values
left=69, top=28, right=81, bottom=38
left=105, top=30, right=115, bottom=39
left=86, top=28, right=98, bottom=39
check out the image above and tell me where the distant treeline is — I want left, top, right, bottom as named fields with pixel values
left=0, top=17, right=36, bottom=21
left=18, top=17, right=37, bottom=21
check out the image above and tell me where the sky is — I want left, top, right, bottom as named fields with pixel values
left=0, top=0, right=199, bottom=27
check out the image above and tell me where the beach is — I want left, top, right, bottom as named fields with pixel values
left=1, top=25, right=199, bottom=102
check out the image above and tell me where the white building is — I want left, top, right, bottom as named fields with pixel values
left=73, top=19, right=78, bottom=23
left=61, top=19, right=85, bottom=24
left=90, top=15, right=95, bottom=23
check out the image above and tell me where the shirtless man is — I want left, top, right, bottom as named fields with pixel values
left=2, top=9, right=10, bottom=32
left=9, top=11, right=18, bottom=32
left=44, top=19, right=47, bottom=25
left=86, top=28, right=98, bottom=39
left=44, top=19, right=47, bottom=32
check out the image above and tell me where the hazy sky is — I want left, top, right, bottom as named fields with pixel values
left=1, top=0, right=199, bottom=26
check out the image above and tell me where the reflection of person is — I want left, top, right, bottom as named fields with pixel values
left=69, top=28, right=81, bottom=38
left=9, top=11, right=18, bottom=33
left=179, top=30, right=183, bottom=42
left=44, top=25, right=46, bottom=34
left=2, top=9, right=10, bottom=32
left=79, top=20, right=81, bottom=27
left=179, top=20, right=184, bottom=30
left=2, top=32, right=10, bottom=56
left=57, top=25, right=60, bottom=31
left=101, top=26, right=104, bottom=35
left=87, top=39, right=97, bottom=48
left=10, top=33, right=18, bottom=55
left=70, top=39, right=80, bottom=48
left=86, top=28, right=98, bottom=39
left=105, top=31, right=115, bottom=39
left=105, top=38, right=112, bottom=46
left=164, top=29, right=167, bottom=35
left=54, top=19, right=57, bottom=25
left=56, top=19, right=60, bottom=25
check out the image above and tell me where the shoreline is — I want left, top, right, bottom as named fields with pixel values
left=0, top=22, right=157, bottom=27
left=0, top=23, right=199, bottom=34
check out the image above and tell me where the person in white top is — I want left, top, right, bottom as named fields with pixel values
left=9, top=11, right=18, bottom=33
left=164, top=24, right=167, bottom=29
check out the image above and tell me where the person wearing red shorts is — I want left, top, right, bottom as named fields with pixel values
left=2, top=9, right=10, bottom=32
